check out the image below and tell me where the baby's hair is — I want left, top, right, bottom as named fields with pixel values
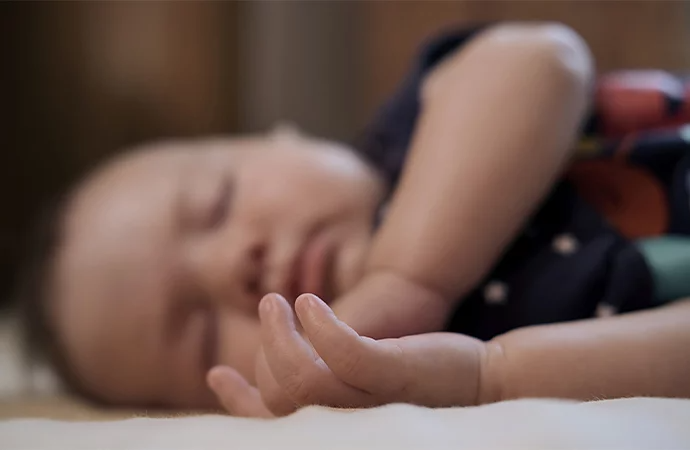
left=14, top=144, right=196, bottom=406
left=14, top=189, right=105, bottom=404
left=15, top=149, right=148, bottom=405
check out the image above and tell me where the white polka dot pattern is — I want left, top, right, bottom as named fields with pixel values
left=552, top=233, right=580, bottom=256
left=595, top=302, right=618, bottom=318
left=484, top=281, right=508, bottom=305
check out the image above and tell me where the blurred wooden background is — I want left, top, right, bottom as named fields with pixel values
left=358, top=2, right=690, bottom=119
left=2, top=1, right=690, bottom=305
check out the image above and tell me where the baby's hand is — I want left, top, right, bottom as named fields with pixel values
left=208, top=293, right=489, bottom=417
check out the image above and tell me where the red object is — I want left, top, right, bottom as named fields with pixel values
left=567, top=160, right=669, bottom=239
left=595, top=71, right=689, bottom=137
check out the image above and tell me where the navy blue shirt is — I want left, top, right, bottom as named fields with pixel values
left=355, top=27, right=690, bottom=340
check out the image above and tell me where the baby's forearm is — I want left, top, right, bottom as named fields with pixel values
left=368, top=23, right=592, bottom=303
left=335, top=23, right=593, bottom=340
left=481, top=300, right=690, bottom=403
left=331, top=270, right=451, bottom=339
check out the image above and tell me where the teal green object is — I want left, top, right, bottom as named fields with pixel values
left=636, top=236, right=690, bottom=304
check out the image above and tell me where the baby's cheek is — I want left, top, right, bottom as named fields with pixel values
left=216, top=313, right=262, bottom=385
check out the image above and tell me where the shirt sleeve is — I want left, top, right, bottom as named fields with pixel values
left=353, top=25, right=489, bottom=189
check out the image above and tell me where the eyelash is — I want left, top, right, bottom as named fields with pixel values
left=205, top=179, right=233, bottom=229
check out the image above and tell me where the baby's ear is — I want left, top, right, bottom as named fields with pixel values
left=269, top=121, right=302, bottom=142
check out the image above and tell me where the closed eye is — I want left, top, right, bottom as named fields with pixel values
left=205, top=178, right=233, bottom=229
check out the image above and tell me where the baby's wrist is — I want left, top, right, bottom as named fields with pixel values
left=332, top=270, right=451, bottom=339
left=364, top=270, right=452, bottom=334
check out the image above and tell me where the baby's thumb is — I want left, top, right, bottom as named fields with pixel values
left=207, top=366, right=274, bottom=418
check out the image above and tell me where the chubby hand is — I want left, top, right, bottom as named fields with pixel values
left=207, top=293, right=490, bottom=417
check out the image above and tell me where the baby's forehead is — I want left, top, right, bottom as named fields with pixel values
left=56, top=147, right=188, bottom=287
left=77, top=147, right=188, bottom=202
left=55, top=137, right=262, bottom=287
left=65, top=146, right=201, bottom=230
left=69, top=136, right=264, bottom=211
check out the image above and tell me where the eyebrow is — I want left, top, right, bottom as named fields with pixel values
left=173, top=174, right=191, bottom=233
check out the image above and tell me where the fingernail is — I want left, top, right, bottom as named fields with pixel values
left=259, top=295, right=275, bottom=314
left=207, top=367, right=225, bottom=391
left=307, top=294, right=326, bottom=309
left=305, top=294, right=319, bottom=308
left=296, top=293, right=315, bottom=310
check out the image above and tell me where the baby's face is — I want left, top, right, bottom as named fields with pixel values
left=50, top=132, right=384, bottom=408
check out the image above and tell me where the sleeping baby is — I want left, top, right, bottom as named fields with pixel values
left=17, top=22, right=690, bottom=416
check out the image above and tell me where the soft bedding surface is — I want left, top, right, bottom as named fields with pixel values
left=2, top=397, right=690, bottom=449
left=2, top=313, right=690, bottom=449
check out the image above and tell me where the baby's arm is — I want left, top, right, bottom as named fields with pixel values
left=332, top=23, right=594, bottom=338
left=209, top=293, right=486, bottom=416
left=210, top=295, right=690, bottom=416
left=481, top=299, right=690, bottom=402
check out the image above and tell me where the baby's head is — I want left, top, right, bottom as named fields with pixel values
left=20, top=130, right=384, bottom=409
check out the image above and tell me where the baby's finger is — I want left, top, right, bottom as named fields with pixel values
left=295, top=294, right=407, bottom=396
left=255, top=346, right=298, bottom=416
left=259, top=294, right=373, bottom=407
left=207, top=366, right=274, bottom=418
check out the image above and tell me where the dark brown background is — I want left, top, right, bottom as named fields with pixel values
left=2, top=1, right=689, bottom=306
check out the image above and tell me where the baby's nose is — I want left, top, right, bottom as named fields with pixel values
left=222, top=242, right=268, bottom=312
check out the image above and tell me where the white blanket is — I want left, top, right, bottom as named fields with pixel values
left=2, top=397, right=690, bottom=449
